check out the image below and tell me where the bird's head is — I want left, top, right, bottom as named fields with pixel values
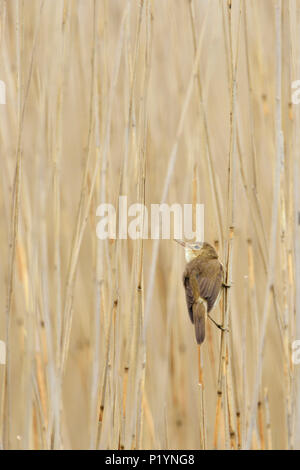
left=174, top=240, right=218, bottom=262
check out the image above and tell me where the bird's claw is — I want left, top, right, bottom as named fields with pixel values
left=219, top=325, right=229, bottom=333
left=214, top=322, right=229, bottom=332
left=222, top=282, right=232, bottom=288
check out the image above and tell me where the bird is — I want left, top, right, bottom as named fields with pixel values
left=175, top=240, right=226, bottom=345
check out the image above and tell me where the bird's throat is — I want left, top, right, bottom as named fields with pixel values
left=185, top=248, right=198, bottom=263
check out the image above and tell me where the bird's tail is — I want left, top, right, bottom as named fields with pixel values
left=192, top=300, right=207, bottom=344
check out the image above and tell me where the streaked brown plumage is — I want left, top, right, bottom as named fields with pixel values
left=176, top=240, right=223, bottom=344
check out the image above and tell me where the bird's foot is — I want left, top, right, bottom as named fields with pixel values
left=222, top=282, right=232, bottom=289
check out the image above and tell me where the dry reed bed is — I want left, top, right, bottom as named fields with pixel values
left=0, top=0, right=299, bottom=450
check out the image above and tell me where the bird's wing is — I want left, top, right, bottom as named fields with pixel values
left=183, top=272, right=195, bottom=323
left=195, top=258, right=223, bottom=312
left=183, top=258, right=223, bottom=318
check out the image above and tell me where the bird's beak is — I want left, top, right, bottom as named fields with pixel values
left=174, top=239, right=187, bottom=248
left=174, top=239, right=204, bottom=250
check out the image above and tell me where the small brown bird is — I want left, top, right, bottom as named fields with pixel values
left=175, top=240, right=225, bottom=345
